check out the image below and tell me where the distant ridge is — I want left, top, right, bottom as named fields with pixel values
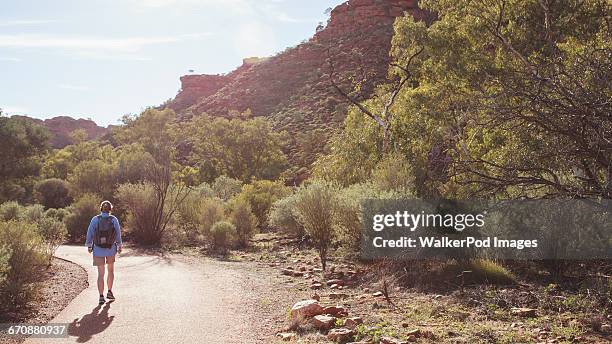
left=12, top=115, right=110, bottom=148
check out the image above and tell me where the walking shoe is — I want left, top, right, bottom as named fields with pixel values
left=107, top=290, right=115, bottom=300
left=98, top=295, right=105, bottom=305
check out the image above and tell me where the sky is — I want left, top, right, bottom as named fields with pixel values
left=0, top=0, right=343, bottom=126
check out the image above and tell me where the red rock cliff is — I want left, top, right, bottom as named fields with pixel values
left=166, top=0, right=432, bottom=171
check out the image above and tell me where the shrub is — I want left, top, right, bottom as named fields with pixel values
left=210, top=221, right=236, bottom=253
left=200, top=198, right=226, bottom=238
left=237, top=180, right=290, bottom=228
left=175, top=194, right=225, bottom=243
left=294, top=181, right=338, bottom=270
left=0, top=246, right=9, bottom=289
left=64, top=193, right=99, bottom=243
left=34, top=178, right=73, bottom=209
left=334, top=183, right=400, bottom=251
left=371, top=153, right=416, bottom=194
left=0, top=220, right=47, bottom=311
left=268, top=192, right=304, bottom=236
left=22, top=204, right=45, bottom=223
left=468, top=259, right=516, bottom=284
left=0, top=201, right=24, bottom=221
left=212, top=176, right=243, bottom=201
left=36, top=217, right=67, bottom=264
left=44, top=208, right=69, bottom=222
left=116, top=182, right=160, bottom=245
left=229, top=198, right=258, bottom=247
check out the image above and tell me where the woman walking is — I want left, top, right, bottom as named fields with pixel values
left=86, top=200, right=122, bottom=305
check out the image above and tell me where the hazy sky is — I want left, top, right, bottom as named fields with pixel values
left=0, top=0, right=342, bottom=126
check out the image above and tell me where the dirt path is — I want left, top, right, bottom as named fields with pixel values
left=25, top=245, right=265, bottom=344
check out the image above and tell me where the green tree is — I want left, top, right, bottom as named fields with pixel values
left=389, top=0, right=612, bottom=198
left=34, top=178, right=73, bottom=209
left=180, top=115, right=289, bottom=183
left=0, top=116, right=50, bottom=202
left=114, top=109, right=191, bottom=245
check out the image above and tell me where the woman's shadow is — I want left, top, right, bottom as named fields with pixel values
left=67, top=301, right=115, bottom=343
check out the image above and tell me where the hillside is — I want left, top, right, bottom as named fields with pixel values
left=12, top=115, right=110, bottom=148
left=166, top=0, right=433, bottom=178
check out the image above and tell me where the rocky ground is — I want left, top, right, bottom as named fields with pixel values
left=0, top=258, right=88, bottom=344
left=199, top=232, right=611, bottom=344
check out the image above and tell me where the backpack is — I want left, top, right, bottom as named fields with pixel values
left=94, top=215, right=116, bottom=249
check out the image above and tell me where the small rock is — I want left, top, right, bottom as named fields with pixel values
left=313, top=268, right=323, bottom=273
left=299, top=266, right=306, bottom=272
left=281, top=268, right=294, bottom=276
left=330, top=283, right=339, bottom=289
left=372, top=291, right=384, bottom=297
left=313, top=314, right=336, bottom=330
left=405, top=329, right=420, bottom=336
left=311, top=292, right=321, bottom=301
left=327, top=327, right=353, bottom=342
left=406, top=334, right=417, bottom=342
left=363, top=288, right=370, bottom=293
left=343, top=317, right=363, bottom=329
left=327, top=279, right=343, bottom=286
left=293, top=271, right=304, bottom=277
left=329, top=292, right=348, bottom=299
left=511, top=307, right=537, bottom=317
left=380, top=336, right=408, bottom=344
left=311, top=283, right=323, bottom=290
left=290, top=299, right=324, bottom=319
left=601, top=324, right=611, bottom=333
left=276, top=332, right=296, bottom=341
left=323, top=305, right=348, bottom=317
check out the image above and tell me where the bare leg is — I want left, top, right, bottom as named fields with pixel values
left=97, top=265, right=105, bottom=295
left=107, top=262, right=114, bottom=291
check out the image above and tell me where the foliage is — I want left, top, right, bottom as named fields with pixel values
left=371, top=153, right=416, bottom=195
left=22, top=204, right=45, bottom=223
left=212, top=175, right=243, bottom=201
left=229, top=198, right=258, bottom=247
left=68, top=159, right=116, bottom=200
left=114, top=144, right=156, bottom=184
left=179, top=115, right=289, bottom=183
left=316, top=0, right=611, bottom=199
left=237, top=180, right=291, bottom=228
left=293, top=181, right=338, bottom=270
left=115, top=109, right=192, bottom=245
left=34, top=178, right=72, bottom=209
left=268, top=192, right=303, bottom=236
left=0, top=116, right=50, bottom=203
left=334, top=183, right=400, bottom=251
left=210, top=221, right=236, bottom=253
left=0, top=220, right=47, bottom=311
left=176, top=194, right=226, bottom=243
left=35, top=216, right=67, bottom=265
left=42, top=141, right=113, bottom=180
left=0, top=201, right=23, bottom=221
left=116, top=182, right=160, bottom=244
left=64, top=193, right=99, bottom=243
left=44, top=208, right=69, bottom=222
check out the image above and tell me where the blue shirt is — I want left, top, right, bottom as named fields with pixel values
left=85, top=212, right=122, bottom=257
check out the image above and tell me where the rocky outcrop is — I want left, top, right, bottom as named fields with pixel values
left=13, top=115, right=109, bottom=148
left=166, top=0, right=433, bottom=178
